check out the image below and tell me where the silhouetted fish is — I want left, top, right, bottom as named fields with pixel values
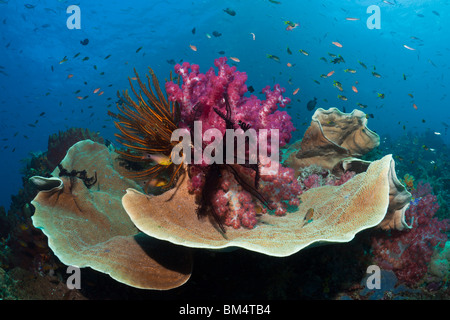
left=80, top=38, right=89, bottom=45
left=307, top=97, right=317, bottom=111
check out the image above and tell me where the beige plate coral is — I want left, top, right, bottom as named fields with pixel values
left=122, top=154, right=410, bottom=257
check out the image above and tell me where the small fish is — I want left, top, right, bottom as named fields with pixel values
left=131, top=77, right=137, bottom=80
left=24, top=4, right=35, bottom=9
left=223, top=8, right=236, bottom=16
left=344, top=68, right=356, bottom=73
left=266, top=54, right=280, bottom=62
left=287, top=47, right=292, bottom=55
left=366, top=113, right=374, bottom=119
left=332, top=41, right=343, bottom=48
left=358, top=60, right=367, bottom=69
left=307, top=97, right=317, bottom=111
left=302, top=208, right=314, bottom=227
left=104, top=54, right=111, bottom=59
left=413, top=103, right=418, bottom=110
left=250, top=32, right=255, bottom=40
left=372, top=71, right=381, bottom=78
left=77, top=96, right=84, bottom=100
left=356, top=102, right=367, bottom=108
left=59, top=56, right=68, bottom=64
left=142, top=153, right=172, bottom=166
left=285, top=23, right=299, bottom=31
left=351, top=86, right=358, bottom=93
left=191, top=27, right=196, bottom=34
left=136, top=46, right=143, bottom=53
left=434, top=132, right=441, bottom=135
left=212, top=31, right=222, bottom=37
left=432, top=10, right=440, bottom=17
left=403, top=44, right=416, bottom=51
left=298, top=49, right=309, bottom=56
left=287, top=62, right=293, bottom=67
left=247, top=86, right=255, bottom=93
left=293, top=88, right=299, bottom=95
left=319, top=57, right=327, bottom=62
left=205, top=33, right=212, bottom=39
left=73, top=52, right=80, bottom=58
left=408, top=93, right=414, bottom=98
left=377, top=93, right=385, bottom=99
left=345, top=17, right=360, bottom=21
left=383, top=0, right=395, bottom=5
left=74, top=89, right=81, bottom=94
left=93, top=65, right=97, bottom=70
left=417, top=13, right=425, bottom=18
left=80, top=38, right=89, bottom=45
left=93, top=88, right=100, bottom=94
left=333, top=81, right=343, bottom=91
left=148, top=178, right=169, bottom=188
left=67, top=74, right=74, bottom=79
left=326, top=70, right=335, bottom=77
left=328, top=53, right=337, bottom=58
left=337, top=95, right=347, bottom=101
left=229, top=57, right=240, bottom=62
left=39, top=112, right=45, bottom=116
left=313, top=80, right=320, bottom=85
left=268, top=0, right=281, bottom=4
left=189, top=44, right=197, bottom=51
left=82, top=56, right=89, bottom=61
left=98, top=91, right=104, bottom=96
left=403, top=73, right=407, bottom=80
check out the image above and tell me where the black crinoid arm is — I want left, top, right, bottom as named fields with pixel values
left=193, top=93, right=274, bottom=233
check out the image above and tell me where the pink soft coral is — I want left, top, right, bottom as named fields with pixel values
left=371, top=183, right=450, bottom=286
left=165, top=57, right=300, bottom=229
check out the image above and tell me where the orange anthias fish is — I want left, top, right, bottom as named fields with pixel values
left=327, top=70, right=335, bottom=77
left=77, top=96, right=84, bottom=100
left=293, top=88, right=299, bottom=95
left=189, top=44, right=197, bottom=51
left=332, top=41, right=343, bottom=48
left=352, top=85, right=358, bottom=93
left=93, top=88, right=100, bottom=94
left=413, top=103, right=418, bottom=110
left=98, top=91, right=104, bottom=96
left=67, top=74, right=74, bottom=79
left=287, top=62, right=293, bottom=67
left=230, top=57, right=240, bottom=62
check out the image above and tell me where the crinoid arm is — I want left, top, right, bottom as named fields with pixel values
left=110, top=68, right=183, bottom=192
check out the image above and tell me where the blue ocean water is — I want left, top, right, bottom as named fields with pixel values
left=0, top=0, right=449, bottom=210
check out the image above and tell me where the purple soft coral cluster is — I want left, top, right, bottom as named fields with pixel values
left=165, top=57, right=294, bottom=147
left=371, top=181, right=450, bottom=286
left=165, top=57, right=300, bottom=229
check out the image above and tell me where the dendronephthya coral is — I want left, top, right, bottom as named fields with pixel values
left=30, top=58, right=411, bottom=289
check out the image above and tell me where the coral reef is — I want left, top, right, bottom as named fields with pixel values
left=371, top=181, right=450, bottom=286
left=47, top=127, right=104, bottom=169
left=164, top=57, right=300, bottom=229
